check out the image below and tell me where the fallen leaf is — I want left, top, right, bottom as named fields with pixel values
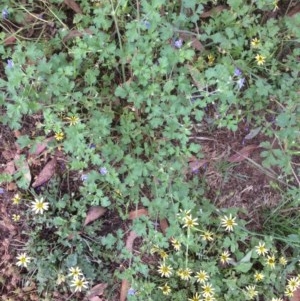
left=84, top=206, right=107, bottom=226
left=64, top=0, right=83, bottom=14
left=7, top=182, right=17, bottom=191
left=32, top=157, right=57, bottom=188
left=179, top=34, right=204, bottom=51
left=288, top=3, right=300, bottom=17
left=30, top=137, right=54, bottom=156
left=63, top=29, right=93, bottom=42
left=200, top=5, right=227, bottom=18
left=291, top=287, right=300, bottom=301
left=2, top=150, right=16, bottom=160
left=89, top=297, right=102, bottom=301
left=244, top=127, right=261, bottom=140
left=189, top=159, right=208, bottom=172
left=88, top=283, right=107, bottom=300
left=128, top=208, right=148, bottom=220
left=160, top=218, right=169, bottom=234
left=120, top=231, right=138, bottom=301
left=228, top=145, right=258, bottom=163
left=4, top=161, right=15, bottom=175
left=4, top=35, right=16, bottom=45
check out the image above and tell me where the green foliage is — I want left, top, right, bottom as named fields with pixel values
left=0, top=0, right=299, bottom=300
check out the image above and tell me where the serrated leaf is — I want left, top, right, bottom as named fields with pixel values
left=244, top=127, right=261, bottom=140
left=234, top=262, right=252, bottom=273
left=84, top=206, right=107, bottom=226
left=32, top=157, right=57, bottom=188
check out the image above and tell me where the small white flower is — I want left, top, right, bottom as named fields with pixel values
left=31, top=197, right=49, bottom=214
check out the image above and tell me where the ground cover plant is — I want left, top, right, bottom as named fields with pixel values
left=0, top=0, right=299, bottom=300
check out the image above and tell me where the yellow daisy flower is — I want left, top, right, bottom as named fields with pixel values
left=12, top=193, right=21, bottom=205
left=220, top=250, right=231, bottom=264
left=70, top=277, right=88, bottom=292
left=159, top=283, right=171, bottom=295
left=202, top=283, right=215, bottom=297
left=200, top=231, right=214, bottom=241
left=68, top=266, right=83, bottom=279
left=196, top=270, right=209, bottom=283
left=65, top=115, right=79, bottom=126
left=158, top=263, right=173, bottom=278
left=245, top=285, right=258, bottom=299
left=220, top=214, right=237, bottom=232
left=16, top=253, right=31, bottom=268
left=183, top=215, right=199, bottom=229
left=254, top=271, right=264, bottom=282
left=255, top=242, right=268, bottom=256
left=170, top=238, right=181, bottom=251
left=251, top=37, right=260, bottom=48
left=55, top=131, right=64, bottom=141
left=31, top=197, right=49, bottom=214
left=188, top=292, right=201, bottom=301
left=255, top=54, right=266, bottom=66
left=266, top=255, right=276, bottom=269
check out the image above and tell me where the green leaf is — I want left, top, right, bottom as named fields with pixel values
left=234, top=262, right=252, bottom=273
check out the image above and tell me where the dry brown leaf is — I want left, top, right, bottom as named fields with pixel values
left=63, top=29, right=93, bottom=42
left=84, top=206, right=107, bottom=226
left=292, top=287, right=300, bottom=301
left=4, top=161, right=15, bottom=175
left=88, top=283, right=107, bottom=300
left=2, top=150, right=16, bottom=160
left=228, top=145, right=258, bottom=163
left=31, top=137, right=54, bottom=156
left=288, top=3, right=300, bottom=17
left=200, top=5, right=227, bottom=18
left=128, top=208, right=148, bottom=220
left=64, top=0, right=83, bottom=14
left=7, top=182, right=17, bottom=191
left=90, top=297, right=102, bottom=301
left=160, top=218, right=169, bottom=234
left=4, top=35, right=16, bottom=45
left=120, top=231, right=139, bottom=301
left=32, top=157, right=57, bottom=188
left=189, top=159, right=208, bottom=172
left=179, top=33, right=204, bottom=51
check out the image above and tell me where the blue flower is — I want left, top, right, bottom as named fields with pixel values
left=234, top=68, right=242, bottom=77
left=128, top=288, right=136, bottom=296
left=2, top=8, right=9, bottom=19
left=174, top=39, right=183, bottom=49
left=237, top=77, right=245, bottom=89
left=7, top=59, right=14, bottom=69
left=142, top=20, right=151, bottom=29
left=99, top=167, right=107, bottom=175
left=81, top=174, right=88, bottom=181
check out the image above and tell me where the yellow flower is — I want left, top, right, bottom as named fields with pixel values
left=159, top=283, right=171, bottom=295
left=57, top=273, right=66, bottom=285
left=207, top=54, right=215, bottom=65
left=254, top=271, right=264, bottom=282
left=183, top=215, right=199, bottom=229
left=150, top=245, right=160, bottom=254
left=266, top=255, right=276, bottom=269
left=201, top=283, right=215, bottom=297
left=12, top=214, right=20, bottom=222
left=245, top=285, right=258, bottom=299
left=196, top=270, right=209, bottom=283
left=158, top=250, right=168, bottom=260
left=12, top=193, right=21, bottom=205
left=188, top=292, right=201, bottom=301
left=55, top=131, right=64, bottom=141
left=200, top=231, right=214, bottom=241
left=285, top=287, right=294, bottom=297
left=31, top=197, right=49, bottom=214
left=68, top=267, right=83, bottom=279
left=170, top=238, right=181, bottom=251
left=70, top=277, right=88, bottom=292
left=65, top=115, right=79, bottom=126
left=220, top=214, right=237, bottom=232
left=279, top=256, right=287, bottom=266
left=251, top=38, right=260, bottom=48
left=16, top=253, right=31, bottom=268
left=255, top=54, right=266, bottom=66
left=273, top=0, right=279, bottom=11
left=158, top=263, right=173, bottom=278
left=220, top=250, right=231, bottom=264
left=255, top=242, right=268, bottom=256
left=287, top=277, right=300, bottom=291
left=177, top=268, right=192, bottom=281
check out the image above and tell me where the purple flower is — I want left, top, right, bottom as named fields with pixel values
left=142, top=20, right=151, bottom=29
left=174, top=39, right=183, bottom=49
left=0, top=188, right=5, bottom=194
left=81, top=174, right=88, bottom=181
left=7, top=59, right=14, bottom=69
left=237, top=77, right=245, bottom=89
left=2, top=8, right=9, bottom=19
left=128, top=288, right=136, bottom=296
left=99, top=167, right=107, bottom=175
left=234, top=68, right=242, bottom=77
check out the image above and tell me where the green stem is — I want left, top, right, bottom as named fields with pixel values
left=185, top=227, right=190, bottom=267
left=109, top=0, right=126, bottom=83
